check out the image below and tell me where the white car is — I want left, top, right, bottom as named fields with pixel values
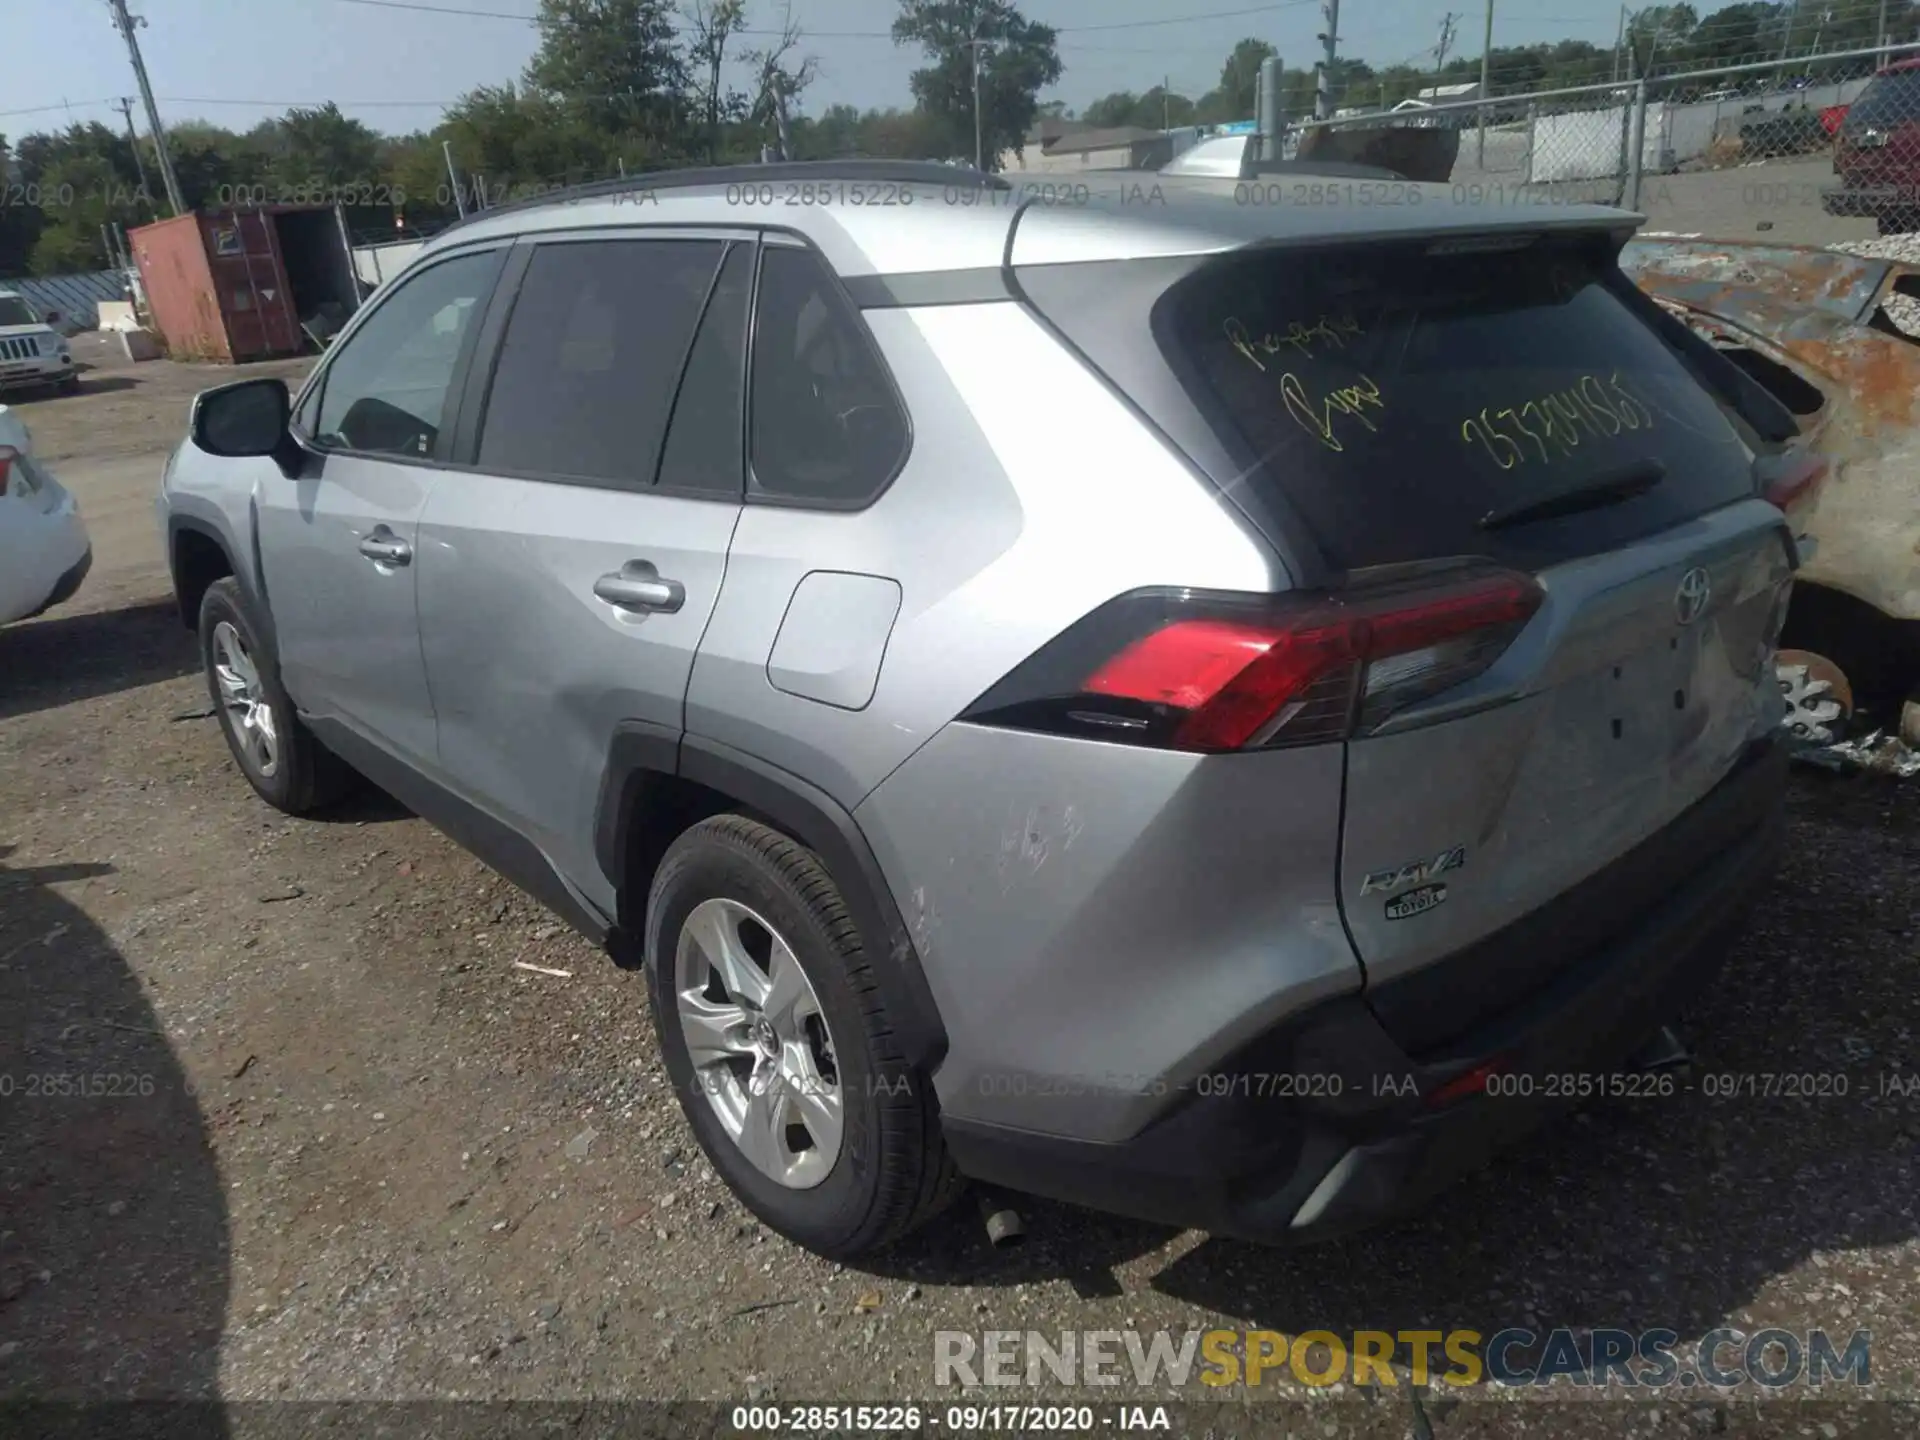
left=0, top=406, right=90, bottom=623
left=0, top=289, right=79, bottom=396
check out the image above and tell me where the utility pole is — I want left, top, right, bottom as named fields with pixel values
left=1808, top=6, right=1834, bottom=73
left=1164, top=74, right=1171, bottom=131
left=1879, top=0, right=1892, bottom=64
left=105, top=0, right=184, bottom=215
left=967, top=31, right=990, bottom=171
left=1476, top=0, right=1495, bottom=165
left=1434, top=12, right=1459, bottom=84
left=442, top=140, right=467, bottom=218
left=111, top=97, right=153, bottom=209
left=1315, top=0, right=1341, bottom=121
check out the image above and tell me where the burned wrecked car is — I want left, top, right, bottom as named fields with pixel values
left=1621, top=237, right=1920, bottom=742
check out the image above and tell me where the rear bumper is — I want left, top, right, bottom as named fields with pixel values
left=1821, top=183, right=1920, bottom=216
left=23, top=545, right=92, bottom=620
left=943, top=736, right=1786, bottom=1243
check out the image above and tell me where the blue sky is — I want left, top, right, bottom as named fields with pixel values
left=4, top=0, right=1637, bottom=139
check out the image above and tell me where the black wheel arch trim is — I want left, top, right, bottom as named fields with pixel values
left=165, top=505, right=277, bottom=656
left=597, top=724, right=949, bottom=1070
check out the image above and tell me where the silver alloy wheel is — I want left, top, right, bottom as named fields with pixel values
left=211, top=620, right=280, bottom=779
left=674, top=896, right=843, bottom=1189
left=1778, top=658, right=1844, bottom=746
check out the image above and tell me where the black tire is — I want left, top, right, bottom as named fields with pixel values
left=197, top=577, right=349, bottom=814
left=645, top=815, right=958, bottom=1258
left=1877, top=207, right=1920, bottom=237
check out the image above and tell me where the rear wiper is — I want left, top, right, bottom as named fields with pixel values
left=1479, top=460, right=1668, bottom=531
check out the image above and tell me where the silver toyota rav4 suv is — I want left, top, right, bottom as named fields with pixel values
left=159, top=161, right=1803, bottom=1258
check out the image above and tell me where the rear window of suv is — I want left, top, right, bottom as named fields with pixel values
left=1846, top=69, right=1920, bottom=130
left=1148, top=236, right=1757, bottom=571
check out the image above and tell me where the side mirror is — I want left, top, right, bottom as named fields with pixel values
left=42, top=309, right=61, bottom=327
left=191, top=377, right=299, bottom=475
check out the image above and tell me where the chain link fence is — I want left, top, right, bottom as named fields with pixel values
left=1293, top=41, right=1920, bottom=247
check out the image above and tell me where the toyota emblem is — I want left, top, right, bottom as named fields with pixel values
left=1675, top=567, right=1712, bottom=626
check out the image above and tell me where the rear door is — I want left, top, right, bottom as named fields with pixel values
left=414, top=232, right=751, bottom=909
left=1140, top=234, right=1794, bottom=1037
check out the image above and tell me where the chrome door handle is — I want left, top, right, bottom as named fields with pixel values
left=358, top=531, right=412, bottom=566
left=594, top=567, right=685, bottom=614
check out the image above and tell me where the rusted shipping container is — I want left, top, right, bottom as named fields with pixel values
left=129, top=207, right=361, bottom=363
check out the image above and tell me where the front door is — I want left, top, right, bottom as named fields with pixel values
left=417, top=234, right=753, bottom=910
left=259, top=245, right=505, bottom=767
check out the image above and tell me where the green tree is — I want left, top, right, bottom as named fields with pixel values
left=163, top=120, right=257, bottom=210
left=251, top=102, right=384, bottom=192
left=892, top=0, right=1062, bottom=170
left=1080, top=91, right=1141, bottom=128
left=524, top=0, right=689, bottom=142
left=685, top=0, right=748, bottom=162
left=1627, top=4, right=1699, bottom=75
left=5, top=123, right=151, bottom=274
left=1080, top=87, right=1195, bottom=130
left=1196, top=37, right=1276, bottom=123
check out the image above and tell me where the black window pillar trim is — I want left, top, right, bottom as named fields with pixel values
left=596, top=723, right=949, bottom=1071
left=448, top=240, right=536, bottom=466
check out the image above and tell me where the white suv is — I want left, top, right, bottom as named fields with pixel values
left=0, top=291, right=79, bottom=396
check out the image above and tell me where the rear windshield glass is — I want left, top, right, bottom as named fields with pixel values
left=1156, top=237, right=1756, bottom=570
left=1847, top=70, right=1920, bottom=129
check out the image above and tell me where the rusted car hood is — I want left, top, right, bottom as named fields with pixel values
left=1621, top=236, right=1917, bottom=328
left=1620, top=236, right=1920, bottom=622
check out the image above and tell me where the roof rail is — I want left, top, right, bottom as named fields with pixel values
left=437, top=159, right=1011, bottom=235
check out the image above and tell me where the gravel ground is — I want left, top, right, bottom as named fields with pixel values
left=1832, top=235, right=1920, bottom=337
left=4, top=322, right=1920, bottom=1440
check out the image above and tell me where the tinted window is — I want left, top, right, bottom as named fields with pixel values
left=311, top=250, right=499, bottom=458
left=658, top=243, right=751, bottom=496
left=1157, top=239, right=1755, bottom=569
left=0, top=296, right=36, bottom=326
left=749, top=247, right=907, bottom=505
left=478, top=239, right=723, bottom=485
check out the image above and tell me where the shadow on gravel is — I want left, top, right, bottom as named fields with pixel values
left=0, top=601, right=199, bottom=723
left=0, top=845, right=231, bottom=1412
left=876, top=775, right=1920, bottom=1362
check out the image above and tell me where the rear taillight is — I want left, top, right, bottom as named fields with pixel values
left=1758, top=451, right=1828, bottom=512
left=0, top=445, right=18, bottom=497
left=961, top=566, right=1543, bottom=753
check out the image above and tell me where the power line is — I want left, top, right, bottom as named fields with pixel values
left=0, top=98, right=122, bottom=117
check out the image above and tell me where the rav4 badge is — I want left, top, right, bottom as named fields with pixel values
left=1359, top=846, right=1466, bottom=896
